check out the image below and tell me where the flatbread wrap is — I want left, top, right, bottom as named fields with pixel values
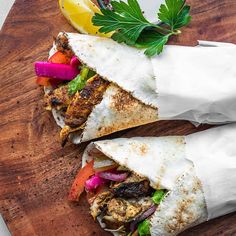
left=69, top=124, right=236, bottom=235
left=36, top=32, right=158, bottom=145
left=35, top=32, right=236, bottom=146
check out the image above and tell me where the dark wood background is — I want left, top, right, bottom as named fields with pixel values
left=0, top=0, right=236, bottom=235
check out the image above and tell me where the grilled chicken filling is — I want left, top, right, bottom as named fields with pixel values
left=112, top=175, right=152, bottom=199
left=88, top=163, right=166, bottom=235
left=68, top=149, right=167, bottom=235
left=65, top=76, right=109, bottom=127
left=44, top=85, right=72, bottom=112
left=43, top=33, right=110, bottom=145
left=55, top=33, right=74, bottom=58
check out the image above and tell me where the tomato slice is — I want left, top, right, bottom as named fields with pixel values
left=68, top=160, right=95, bottom=201
left=36, top=77, right=51, bottom=86
left=48, top=51, right=71, bottom=64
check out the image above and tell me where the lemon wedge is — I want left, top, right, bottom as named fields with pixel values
left=59, top=0, right=111, bottom=37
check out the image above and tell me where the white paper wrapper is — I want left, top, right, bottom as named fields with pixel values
left=185, top=124, right=236, bottom=220
left=152, top=42, right=236, bottom=124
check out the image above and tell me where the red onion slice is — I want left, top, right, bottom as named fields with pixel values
left=85, top=175, right=107, bottom=191
left=97, top=171, right=128, bottom=182
left=130, top=205, right=157, bottom=232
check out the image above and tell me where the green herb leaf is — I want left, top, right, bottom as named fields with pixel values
left=87, top=69, right=96, bottom=79
left=158, top=0, right=191, bottom=30
left=92, top=0, right=191, bottom=57
left=136, top=30, right=170, bottom=57
left=68, top=67, right=93, bottom=95
left=144, top=35, right=169, bottom=57
left=152, top=189, right=166, bottom=204
left=68, top=75, right=86, bottom=96
left=111, top=31, right=135, bottom=45
left=92, top=0, right=153, bottom=44
left=138, top=219, right=151, bottom=236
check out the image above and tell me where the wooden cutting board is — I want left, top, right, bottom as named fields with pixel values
left=0, top=0, right=236, bottom=235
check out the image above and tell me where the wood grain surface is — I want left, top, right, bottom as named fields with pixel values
left=0, top=0, right=236, bottom=235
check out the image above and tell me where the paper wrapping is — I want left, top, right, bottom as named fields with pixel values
left=152, top=42, right=236, bottom=124
left=185, top=124, right=236, bottom=219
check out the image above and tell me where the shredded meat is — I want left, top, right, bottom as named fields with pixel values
left=90, top=191, right=114, bottom=219
left=48, top=33, right=110, bottom=145
left=58, top=76, right=109, bottom=146
left=123, top=173, right=146, bottom=183
left=60, top=125, right=83, bottom=147
left=44, top=85, right=73, bottom=111
left=100, top=197, right=153, bottom=233
left=112, top=173, right=152, bottom=199
left=102, top=215, right=125, bottom=231
left=89, top=170, right=156, bottom=235
left=55, top=33, right=74, bottom=58
left=107, top=198, right=142, bottom=222
left=64, top=75, right=109, bottom=127
left=104, top=197, right=153, bottom=224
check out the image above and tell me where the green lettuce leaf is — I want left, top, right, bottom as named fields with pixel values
left=152, top=189, right=166, bottom=204
left=68, top=67, right=95, bottom=95
left=138, top=219, right=151, bottom=236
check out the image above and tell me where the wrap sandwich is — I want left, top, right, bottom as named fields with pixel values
left=69, top=124, right=236, bottom=235
left=35, top=32, right=158, bottom=145
left=35, top=33, right=236, bottom=145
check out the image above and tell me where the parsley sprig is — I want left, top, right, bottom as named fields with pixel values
left=92, top=0, right=191, bottom=57
left=68, top=67, right=95, bottom=95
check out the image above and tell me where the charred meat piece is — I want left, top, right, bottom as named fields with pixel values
left=55, top=33, right=74, bottom=58
left=44, top=85, right=73, bottom=111
left=107, top=198, right=142, bottom=222
left=112, top=173, right=152, bottom=199
left=60, top=125, right=83, bottom=147
left=90, top=191, right=114, bottom=219
left=102, top=197, right=153, bottom=232
left=112, top=181, right=151, bottom=199
left=123, top=173, right=146, bottom=183
left=64, top=75, right=109, bottom=128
